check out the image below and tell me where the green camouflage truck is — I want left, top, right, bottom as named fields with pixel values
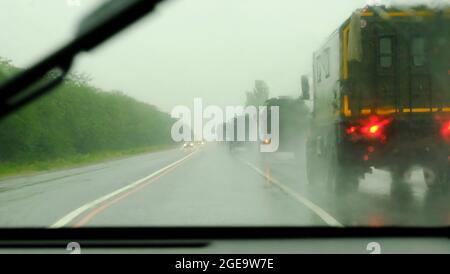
left=305, top=6, right=450, bottom=194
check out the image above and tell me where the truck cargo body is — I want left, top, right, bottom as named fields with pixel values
left=308, top=7, right=450, bottom=192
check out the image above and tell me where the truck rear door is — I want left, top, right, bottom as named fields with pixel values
left=374, top=17, right=450, bottom=115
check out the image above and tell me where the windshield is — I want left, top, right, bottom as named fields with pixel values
left=0, top=0, right=449, bottom=229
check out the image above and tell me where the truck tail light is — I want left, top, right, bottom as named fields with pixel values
left=360, top=116, right=392, bottom=140
left=440, top=121, right=450, bottom=140
left=346, top=116, right=392, bottom=141
left=346, top=126, right=357, bottom=135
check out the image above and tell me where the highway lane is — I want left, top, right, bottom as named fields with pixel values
left=0, top=143, right=449, bottom=228
left=0, top=148, right=192, bottom=227
left=77, top=144, right=334, bottom=227
left=242, top=148, right=450, bottom=227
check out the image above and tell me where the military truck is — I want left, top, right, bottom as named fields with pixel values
left=226, top=114, right=253, bottom=152
left=304, top=6, right=450, bottom=194
left=260, top=95, right=310, bottom=158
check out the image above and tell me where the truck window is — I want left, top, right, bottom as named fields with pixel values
left=379, top=37, right=393, bottom=68
left=411, top=37, right=426, bottom=67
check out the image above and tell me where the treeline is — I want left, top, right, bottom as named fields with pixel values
left=0, top=59, right=175, bottom=164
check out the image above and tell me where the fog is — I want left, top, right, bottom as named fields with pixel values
left=0, top=0, right=450, bottom=230
left=1, top=0, right=449, bottom=111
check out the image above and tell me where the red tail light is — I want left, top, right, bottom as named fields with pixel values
left=440, top=121, right=450, bottom=140
left=346, top=126, right=357, bottom=135
left=346, top=116, right=392, bottom=141
left=360, top=116, right=391, bottom=139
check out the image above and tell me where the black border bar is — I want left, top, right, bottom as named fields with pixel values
left=0, top=227, right=448, bottom=241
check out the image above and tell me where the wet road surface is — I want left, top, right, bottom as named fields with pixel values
left=0, top=143, right=449, bottom=228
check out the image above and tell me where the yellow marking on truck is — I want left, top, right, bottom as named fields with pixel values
left=346, top=105, right=450, bottom=117
left=376, top=108, right=397, bottom=115
left=342, top=25, right=350, bottom=80
left=343, top=95, right=352, bottom=117
left=403, top=108, right=438, bottom=113
left=360, top=12, right=374, bottom=16
left=360, top=108, right=398, bottom=115
left=360, top=11, right=434, bottom=17
left=361, top=109, right=371, bottom=115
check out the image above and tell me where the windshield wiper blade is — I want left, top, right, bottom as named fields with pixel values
left=0, top=0, right=166, bottom=119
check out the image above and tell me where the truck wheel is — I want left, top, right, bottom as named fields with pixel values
left=306, top=139, right=359, bottom=194
left=424, top=166, right=450, bottom=193
left=327, top=149, right=359, bottom=195
left=327, top=163, right=359, bottom=195
left=390, top=167, right=413, bottom=199
left=306, top=140, right=322, bottom=186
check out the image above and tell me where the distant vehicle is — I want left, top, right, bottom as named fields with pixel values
left=227, top=115, right=252, bottom=152
left=183, top=142, right=195, bottom=149
left=260, top=96, right=310, bottom=158
left=305, top=6, right=450, bottom=194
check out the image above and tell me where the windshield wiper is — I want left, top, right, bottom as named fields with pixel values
left=0, top=0, right=166, bottom=119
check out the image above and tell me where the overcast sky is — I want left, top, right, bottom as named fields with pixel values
left=0, top=0, right=448, bottom=112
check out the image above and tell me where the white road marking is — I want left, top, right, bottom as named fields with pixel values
left=50, top=151, right=197, bottom=228
left=243, top=160, right=344, bottom=227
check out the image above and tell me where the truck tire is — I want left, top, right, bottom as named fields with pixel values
left=306, top=138, right=359, bottom=194
left=327, top=148, right=359, bottom=195
left=390, top=167, right=413, bottom=199
left=306, top=139, right=322, bottom=186
left=424, top=166, right=450, bottom=193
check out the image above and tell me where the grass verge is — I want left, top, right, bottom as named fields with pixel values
left=0, top=144, right=176, bottom=180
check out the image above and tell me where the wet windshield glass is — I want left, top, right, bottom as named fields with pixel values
left=0, top=0, right=449, bottom=228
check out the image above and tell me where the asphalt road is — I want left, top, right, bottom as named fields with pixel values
left=0, top=143, right=449, bottom=228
